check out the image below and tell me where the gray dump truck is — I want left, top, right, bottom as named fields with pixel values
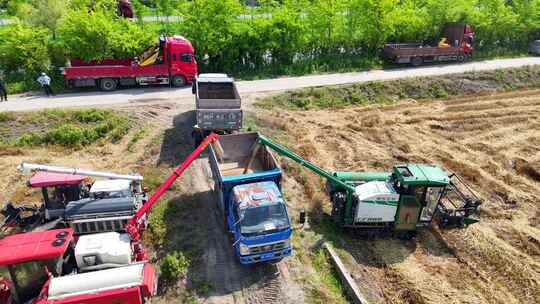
left=192, top=73, right=242, bottom=146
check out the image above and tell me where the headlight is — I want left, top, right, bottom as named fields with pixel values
left=239, top=243, right=250, bottom=255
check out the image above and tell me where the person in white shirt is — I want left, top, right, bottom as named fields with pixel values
left=37, top=72, right=54, bottom=97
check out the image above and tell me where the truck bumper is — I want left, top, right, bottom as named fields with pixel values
left=239, top=247, right=292, bottom=264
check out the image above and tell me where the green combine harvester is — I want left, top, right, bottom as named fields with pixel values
left=257, top=134, right=482, bottom=235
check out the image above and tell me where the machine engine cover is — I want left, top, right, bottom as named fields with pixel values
left=65, top=197, right=135, bottom=219
left=354, top=181, right=399, bottom=223
left=75, top=232, right=132, bottom=272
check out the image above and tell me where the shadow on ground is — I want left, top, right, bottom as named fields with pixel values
left=158, top=110, right=196, bottom=166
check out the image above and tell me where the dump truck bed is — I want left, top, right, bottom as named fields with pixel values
left=195, top=74, right=241, bottom=109
left=194, top=74, right=242, bottom=131
left=208, top=132, right=281, bottom=212
left=383, top=44, right=461, bottom=57
left=209, top=132, right=278, bottom=178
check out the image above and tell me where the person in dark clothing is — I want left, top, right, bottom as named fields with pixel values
left=0, top=78, right=7, bottom=102
left=37, top=72, right=54, bottom=97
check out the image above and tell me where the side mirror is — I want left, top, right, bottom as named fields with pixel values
left=298, top=209, right=306, bottom=225
left=280, top=159, right=289, bottom=170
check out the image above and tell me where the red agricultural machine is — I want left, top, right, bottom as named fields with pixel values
left=0, top=134, right=219, bottom=304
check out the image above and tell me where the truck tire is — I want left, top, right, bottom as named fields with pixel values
left=100, top=78, right=117, bottom=91
left=457, top=53, right=466, bottom=62
left=411, top=56, right=423, bottom=67
left=171, top=75, right=186, bottom=87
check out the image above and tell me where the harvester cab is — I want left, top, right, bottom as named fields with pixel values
left=0, top=172, right=88, bottom=232
left=29, top=172, right=88, bottom=218
left=0, top=228, right=76, bottom=303
left=0, top=228, right=157, bottom=304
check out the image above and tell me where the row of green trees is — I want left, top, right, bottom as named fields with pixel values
left=1, top=0, right=540, bottom=91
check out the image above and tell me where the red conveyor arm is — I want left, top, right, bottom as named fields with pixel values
left=127, top=133, right=219, bottom=242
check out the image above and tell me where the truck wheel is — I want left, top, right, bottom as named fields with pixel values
left=411, top=57, right=423, bottom=67
left=172, top=75, right=186, bottom=87
left=100, top=78, right=117, bottom=91
left=457, top=54, right=466, bottom=62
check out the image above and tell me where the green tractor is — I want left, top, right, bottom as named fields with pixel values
left=257, top=135, right=482, bottom=234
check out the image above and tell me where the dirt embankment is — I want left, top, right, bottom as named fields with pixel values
left=250, top=88, right=540, bottom=303
left=257, top=65, right=540, bottom=110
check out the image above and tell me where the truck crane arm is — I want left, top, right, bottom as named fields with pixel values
left=126, top=133, right=219, bottom=247
left=257, top=134, right=356, bottom=193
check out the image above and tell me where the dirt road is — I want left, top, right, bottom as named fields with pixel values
left=2, top=57, right=540, bottom=112
left=253, top=88, right=540, bottom=303
left=152, top=108, right=304, bottom=304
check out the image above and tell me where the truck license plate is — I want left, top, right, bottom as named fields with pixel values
left=261, top=252, right=274, bottom=260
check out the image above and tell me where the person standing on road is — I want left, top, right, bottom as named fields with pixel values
left=37, top=72, right=54, bottom=97
left=0, top=77, right=7, bottom=102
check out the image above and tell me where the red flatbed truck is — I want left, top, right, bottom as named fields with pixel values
left=383, top=23, right=474, bottom=66
left=63, top=35, right=198, bottom=91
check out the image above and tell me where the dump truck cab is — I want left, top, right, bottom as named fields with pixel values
left=230, top=182, right=292, bottom=264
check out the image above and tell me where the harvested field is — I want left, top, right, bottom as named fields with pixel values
left=251, top=88, right=540, bottom=303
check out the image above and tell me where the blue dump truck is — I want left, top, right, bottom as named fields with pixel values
left=208, top=132, right=293, bottom=264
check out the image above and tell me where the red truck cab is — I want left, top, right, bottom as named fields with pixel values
left=64, top=35, right=198, bottom=91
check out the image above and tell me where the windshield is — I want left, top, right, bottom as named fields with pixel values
left=239, top=204, right=290, bottom=237
left=420, top=187, right=443, bottom=221
left=91, top=190, right=131, bottom=199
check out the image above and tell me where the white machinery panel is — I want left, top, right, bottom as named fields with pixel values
left=354, top=181, right=399, bottom=223
left=75, top=232, right=132, bottom=272
left=48, top=263, right=144, bottom=300
left=355, top=202, right=397, bottom=223
left=90, top=179, right=131, bottom=194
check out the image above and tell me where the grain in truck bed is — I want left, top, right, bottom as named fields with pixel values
left=209, top=132, right=278, bottom=178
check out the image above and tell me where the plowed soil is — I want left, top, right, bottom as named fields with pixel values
left=252, top=88, right=540, bottom=303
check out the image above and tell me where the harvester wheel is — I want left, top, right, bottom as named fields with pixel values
left=172, top=75, right=186, bottom=87
left=100, top=78, right=117, bottom=91
left=411, top=56, right=423, bottom=67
